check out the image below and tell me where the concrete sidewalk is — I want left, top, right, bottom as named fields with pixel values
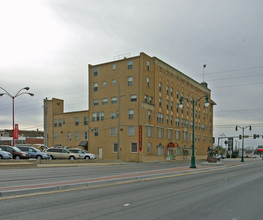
left=0, top=160, right=243, bottom=198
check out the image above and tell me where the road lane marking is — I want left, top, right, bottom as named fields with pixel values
left=0, top=163, right=249, bottom=201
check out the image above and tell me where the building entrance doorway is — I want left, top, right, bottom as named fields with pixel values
left=98, top=147, right=103, bottom=159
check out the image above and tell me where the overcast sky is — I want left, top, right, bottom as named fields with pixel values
left=0, top=0, right=262, bottom=148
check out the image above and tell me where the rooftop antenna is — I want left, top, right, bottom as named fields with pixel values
left=202, top=64, right=207, bottom=82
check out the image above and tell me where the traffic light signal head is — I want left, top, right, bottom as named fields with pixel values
left=254, top=134, right=257, bottom=139
left=239, top=135, right=242, bottom=140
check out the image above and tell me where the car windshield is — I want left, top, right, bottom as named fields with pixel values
left=13, top=147, right=22, bottom=152
left=33, top=147, right=41, bottom=152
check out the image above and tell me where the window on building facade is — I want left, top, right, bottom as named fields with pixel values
left=144, top=95, right=148, bottom=102
left=147, top=142, right=152, bottom=153
left=149, top=96, right=153, bottom=104
left=128, top=76, right=133, bottom=86
left=93, top=99, right=99, bottom=106
left=175, top=130, right=180, bottom=140
left=92, top=112, right=104, bottom=121
left=166, top=85, right=169, bottom=95
left=171, top=87, right=173, bottom=97
left=171, top=102, right=173, bottom=111
left=94, top=128, right=98, bottom=136
left=183, top=132, right=188, bottom=141
left=167, top=129, right=172, bottom=140
left=175, top=117, right=180, bottom=127
left=157, top=127, right=164, bottom=138
left=130, top=95, right=137, bottom=102
left=111, top=112, right=115, bottom=119
left=75, top=132, right=79, bottom=140
left=54, top=119, right=57, bottom=127
left=128, top=126, right=135, bottom=136
left=111, top=97, right=117, bottom=104
left=75, top=117, right=79, bottom=126
left=159, top=82, right=162, bottom=92
left=112, top=80, right=116, bottom=86
left=166, top=115, right=169, bottom=124
left=148, top=111, right=151, bottom=120
left=93, top=68, right=98, bottom=76
left=147, top=77, right=150, bottom=87
left=147, top=61, right=150, bottom=71
left=112, top=64, right=116, bottom=69
left=159, top=98, right=162, bottom=107
left=54, top=133, right=58, bottom=141
left=157, top=113, right=164, bottom=123
left=147, top=126, right=154, bottom=137
left=128, top=109, right=134, bottom=119
left=102, top=98, right=108, bottom=105
left=102, top=81, right=106, bottom=87
left=131, top=143, right=137, bottom=153
left=67, top=132, right=71, bottom=141
left=84, top=117, right=88, bottom=125
left=171, top=116, right=173, bottom=125
left=113, top=143, right=118, bottom=152
left=84, top=131, right=88, bottom=140
left=166, top=100, right=169, bottom=110
left=94, top=82, right=98, bottom=91
left=128, top=60, right=133, bottom=69
left=58, top=119, right=62, bottom=127
left=110, top=127, right=116, bottom=136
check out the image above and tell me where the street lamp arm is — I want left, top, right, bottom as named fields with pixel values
left=197, top=95, right=209, bottom=102
left=0, top=87, right=13, bottom=98
left=15, top=92, right=34, bottom=97
left=14, top=87, right=30, bottom=97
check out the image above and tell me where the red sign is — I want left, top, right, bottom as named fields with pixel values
left=167, top=142, right=178, bottom=147
left=139, top=125, right=142, bottom=151
left=14, top=124, right=19, bottom=139
left=258, top=149, right=263, bottom=152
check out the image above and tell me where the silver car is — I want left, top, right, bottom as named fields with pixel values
left=0, top=148, right=12, bottom=159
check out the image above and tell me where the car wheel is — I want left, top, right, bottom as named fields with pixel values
left=36, top=155, right=42, bottom=160
left=15, top=155, right=21, bottom=160
left=85, top=156, right=90, bottom=160
left=0, top=155, right=3, bottom=160
left=69, top=156, right=75, bottom=160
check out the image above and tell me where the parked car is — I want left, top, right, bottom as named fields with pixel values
left=0, top=148, right=12, bottom=159
left=68, top=148, right=96, bottom=160
left=0, top=145, right=30, bottom=159
left=16, top=146, right=50, bottom=160
left=83, top=150, right=96, bottom=159
left=46, top=148, right=80, bottom=160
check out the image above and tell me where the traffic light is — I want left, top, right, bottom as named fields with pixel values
left=239, top=135, right=242, bottom=140
left=254, top=134, right=257, bottom=139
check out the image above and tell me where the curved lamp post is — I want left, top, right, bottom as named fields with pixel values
left=179, top=95, right=209, bottom=168
left=0, top=87, right=34, bottom=146
left=235, top=125, right=251, bottom=162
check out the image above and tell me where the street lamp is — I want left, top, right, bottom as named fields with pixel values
left=235, top=125, right=251, bottom=162
left=179, top=95, right=209, bottom=168
left=0, top=87, right=34, bottom=146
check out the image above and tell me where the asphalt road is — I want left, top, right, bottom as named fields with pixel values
left=0, top=160, right=262, bottom=220
left=0, top=161, right=192, bottom=187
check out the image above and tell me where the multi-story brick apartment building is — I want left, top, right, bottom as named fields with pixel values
left=44, top=52, right=215, bottom=161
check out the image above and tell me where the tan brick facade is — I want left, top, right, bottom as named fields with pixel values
left=44, top=98, right=89, bottom=149
left=44, top=52, right=215, bottom=161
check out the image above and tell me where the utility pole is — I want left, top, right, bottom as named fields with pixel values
left=117, top=84, right=120, bottom=160
left=44, top=98, right=48, bottom=146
